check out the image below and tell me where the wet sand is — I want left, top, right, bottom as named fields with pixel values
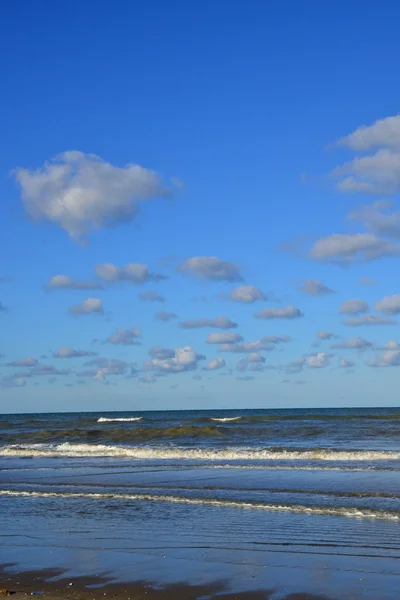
left=0, top=565, right=335, bottom=600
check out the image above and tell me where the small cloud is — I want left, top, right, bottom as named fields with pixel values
left=220, top=339, right=273, bottom=353
left=375, top=294, right=400, bottom=315
left=204, top=358, right=226, bottom=371
left=298, top=279, right=335, bottom=296
left=309, top=233, right=400, bottom=264
left=106, top=327, right=141, bottom=345
left=228, top=285, right=266, bottom=303
left=306, top=352, right=331, bottom=369
left=317, top=331, right=334, bottom=340
left=155, top=310, right=177, bottom=322
left=339, top=299, right=369, bottom=315
left=46, top=275, right=101, bottom=291
left=344, top=314, right=396, bottom=326
left=367, top=350, right=400, bottom=367
left=207, top=332, right=243, bottom=344
left=180, top=316, right=237, bottom=329
left=254, top=306, right=303, bottom=320
left=139, top=290, right=165, bottom=303
left=1, top=375, right=26, bottom=388
left=53, top=346, right=97, bottom=358
left=96, top=263, right=166, bottom=284
left=338, top=357, right=355, bottom=369
left=179, top=256, right=242, bottom=282
left=143, top=346, right=205, bottom=375
left=0, top=301, right=8, bottom=312
left=31, top=364, right=71, bottom=376
left=331, top=336, right=372, bottom=351
left=69, top=297, right=104, bottom=315
left=149, top=346, right=175, bottom=360
left=6, top=357, right=38, bottom=367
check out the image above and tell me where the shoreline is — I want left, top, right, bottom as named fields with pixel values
left=0, top=566, right=331, bottom=600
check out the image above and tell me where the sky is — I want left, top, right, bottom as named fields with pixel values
left=2, top=1, right=400, bottom=413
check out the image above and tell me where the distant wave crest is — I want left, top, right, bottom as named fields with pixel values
left=210, top=417, right=242, bottom=422
left=97, top=417, right=143, bottom=423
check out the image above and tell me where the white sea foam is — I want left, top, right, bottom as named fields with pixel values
left=97, top=417, right=143, bottom=423
left=210, top=417, right=242, bottom=422
left=1, top=489, right=398, bottom=521
left=1, top=443, right=400, bottom=462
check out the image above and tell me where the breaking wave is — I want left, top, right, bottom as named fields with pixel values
left=1, top=489, right=398, bottom=521
left=1, top=443, right=400, bottom=461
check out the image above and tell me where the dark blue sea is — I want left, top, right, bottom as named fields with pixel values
left=1, top=408, right=399, bottom=599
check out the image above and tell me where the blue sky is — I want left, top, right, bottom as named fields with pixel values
left=2, top=1, right=400, bottom=412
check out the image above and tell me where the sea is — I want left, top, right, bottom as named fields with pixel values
left=1, top=408, right=399, bottom=599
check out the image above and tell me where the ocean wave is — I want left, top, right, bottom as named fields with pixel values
left=1, top=489, right=398, bottom=521
left=210, top=417, right=242, bottom=422
left=1, top=443, right=400, bottom=461
left=97, top=417, right=143, bottom=422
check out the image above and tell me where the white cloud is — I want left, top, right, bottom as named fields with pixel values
left=377, top=340, right=400, bottom=350
left=1, top=375, right=27, bottom=388
left=204, top=357, right=226, bottom=371
left=207, top=332, right=243, bottom=344
left=262, top=335, right=291, bottom=344
left=338, top=357, right=355, bottom=369
left=349, top=202, right=400, bottom=239
left=96, top=263, right=165, bottom=284
left=254, top=306, right=303, bottom=319
left=298, top=279, right=335, bottom=296
left=30, top=364, right=71, bottom=376
left=306, top=352, right=331, bottom=368
left=236, top=352, right=266, bottom=373
left=139, top=291, right=165, bottom=303
left=69, top=297, right=104, bottom=315
left=375, top=294, right=400, bottom=315
left=331, top=337, right=372, bottom=350
left=155, top=311, right=177, bottom=322
left=335, top=149, right=400, bottom=195
left=84, top=357, right=130, bottom=380
left=149, top=346, right=176, bottom=359
left=180, top=316, right=237, bottom=329
left=53, top=346, right=97, bottom=358
left=6, top=357, right=38, bottom=367
left=46, top=275, right=101, bottom=291
left=309, top=233, right=400, bottom=264
left=247, top=352, right=266, bottom=363
left=337, top=115, right=400, bottom=150
left=14, top=151, right=173, bottom=240
left=106, top=327, right=141, bottom=345
left=344, top=314, right=395, bottom=326
left=143, top=346, right=204, bottom=374
left=219, top=340, right=274, bottom=353
left=339, top=298, right=369, bottom=315
left=179, top=257, right=242, bottom=282
left=367, top=350, right=400, bottom=367
left=317, top=331, right=333, bottom=340
left=228, top=285, right=266, bottom=303
left=284, top=357, right=306, bottom=375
